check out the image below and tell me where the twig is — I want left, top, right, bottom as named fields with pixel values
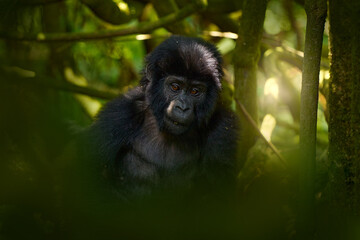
left=235, top=99, right=287, bottom=167
left=203, top=30, right=329, bottom=70
left=0, top=0, right=206, bottom=42
left=5, top=76, right=120, bottom=99
left=22, top=0, right=63, bottom=5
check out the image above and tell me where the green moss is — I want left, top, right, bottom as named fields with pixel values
left=327, top=0, right=360, bottom=213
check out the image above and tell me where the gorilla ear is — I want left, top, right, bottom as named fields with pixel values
left=139, top=60, right=152, bottom=86
left=142, top=52, right=155, bottom=83
left=145, top=64, right=152, bottom=81
left=144, top=54, right=167, bottom=84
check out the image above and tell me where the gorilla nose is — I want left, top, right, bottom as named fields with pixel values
left=174, top=98, right=191, bottom=112
left=175, top=104, right=190, bottom=112
left=167, top=100, right=194, bottom=124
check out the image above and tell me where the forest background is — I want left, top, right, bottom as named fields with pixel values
left=0, top=0, right=359, bottom=239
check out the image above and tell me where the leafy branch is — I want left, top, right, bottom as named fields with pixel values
left=0, top=0, right=206, bottom=42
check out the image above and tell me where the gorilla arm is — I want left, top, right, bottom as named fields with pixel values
left=89, top=86, right=146, bottom=177
left=200, top=108, right=241, bottom=187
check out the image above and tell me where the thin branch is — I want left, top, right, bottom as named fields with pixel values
left=0, top=0, right=206, bottom=42
left=204, top=30, right=329, bottom=70
left=6, top=76, right=120, bottom=99
left=235, top=99, right=287, bottom=167
left=297, top=0, right=327, bottom=237
left=15, top=0, right=64, bottom=5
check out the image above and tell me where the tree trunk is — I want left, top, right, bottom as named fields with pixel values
left=327, top=0, right=360, bottom=214
left=233, top=0, right=268, bottom=166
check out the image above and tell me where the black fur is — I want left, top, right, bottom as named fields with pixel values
left=89, top=36, right=240, bottom=198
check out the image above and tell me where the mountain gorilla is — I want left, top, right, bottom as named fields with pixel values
left=90, top=36, right=240, bottom=198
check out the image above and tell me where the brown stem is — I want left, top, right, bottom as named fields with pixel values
left=235, top=99, right=287, bottom=167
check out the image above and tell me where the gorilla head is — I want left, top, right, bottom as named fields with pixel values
left=141, top=36, right=223, bottom=135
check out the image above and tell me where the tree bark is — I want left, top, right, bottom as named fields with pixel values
left=327, top=0, right=360, bottom=214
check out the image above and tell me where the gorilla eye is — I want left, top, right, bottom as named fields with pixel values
left=171, top=83, right=180, bottom=92
left=190, top=88, right=199, bottom=96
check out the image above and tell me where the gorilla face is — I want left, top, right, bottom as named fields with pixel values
left=143, top=36, right=224, bottom=136
left=163, top=76, right=207, bottom=135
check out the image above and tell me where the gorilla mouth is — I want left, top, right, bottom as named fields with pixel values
left=165, top=115, right=188, bottom=127
left=163, top=116, right=191, bottom=135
